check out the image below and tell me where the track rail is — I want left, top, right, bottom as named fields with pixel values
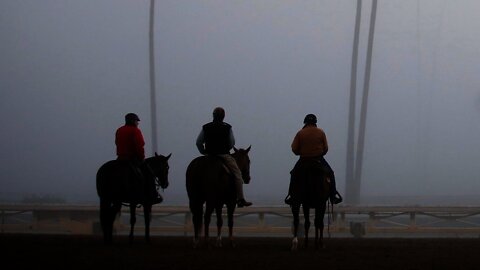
left=2, top=204, right=480, bottom=237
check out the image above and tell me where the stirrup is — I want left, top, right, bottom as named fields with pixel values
left=284, top=195, right=293, bottom=205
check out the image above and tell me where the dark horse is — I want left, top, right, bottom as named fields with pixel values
left=96, top=153, right=171, bottom=244
left=289, top=159, right=330, bottom=250
left=186, top=146, right=251, bottom=248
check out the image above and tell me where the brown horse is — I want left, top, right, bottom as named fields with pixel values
left=186, top=146, right=251, bottom=248
left=96, top=153, right=171, bottom=244
left=289, top=159, right=330, bottom=250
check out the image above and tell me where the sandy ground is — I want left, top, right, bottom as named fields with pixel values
left=1, top=234, right=479, bottom=270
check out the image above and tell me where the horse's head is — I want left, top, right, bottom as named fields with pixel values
left=146, top=153, right=171, bottom=189
left=232, top=146, right=251, bottom=184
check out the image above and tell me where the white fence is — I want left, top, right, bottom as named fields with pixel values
left=2, top=204, right=480, bottom=237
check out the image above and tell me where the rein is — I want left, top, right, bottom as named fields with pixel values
left=326, top=200, right=334, bottom=238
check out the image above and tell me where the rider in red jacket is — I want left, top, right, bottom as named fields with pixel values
left=115, top=113, right=145, bottom=161
left=115, top=113, right=161, bottom=204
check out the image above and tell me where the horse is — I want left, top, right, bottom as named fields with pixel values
left=96, top=153, right=171, bottom=245
left=186, top=146, right=251, bottom=248
left=288, top=159, right=330, bottom=250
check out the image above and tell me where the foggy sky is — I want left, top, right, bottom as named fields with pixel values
left=1, top=0, right=480, bottom=205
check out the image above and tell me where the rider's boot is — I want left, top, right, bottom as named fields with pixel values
left=330, top=191, right=343, bottom=204
left=284, top=194, right=293, bottom=205
left=237, top=198, right=252, bottom=208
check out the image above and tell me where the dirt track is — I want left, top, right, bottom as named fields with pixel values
left=1, top=234, right=479, bottom=270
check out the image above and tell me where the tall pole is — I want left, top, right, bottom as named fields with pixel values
left=149, top=0, right=158, bottom=154
left=346, top=0, right=362, bottom=205
left=354, top=0, right=377, bottom=203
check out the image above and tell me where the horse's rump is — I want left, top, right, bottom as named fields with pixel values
left=96, top=160, right=146, bottom=203
left=186, top=156, right=234, bottom=206
left=290, top=159, right=330, bottom=208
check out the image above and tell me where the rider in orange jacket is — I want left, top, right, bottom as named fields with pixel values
left=286, top=114, right=342, bottom=205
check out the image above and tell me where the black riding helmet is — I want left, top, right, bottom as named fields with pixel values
left=125, top=113, right=140, bottom=125
left=303, top=114, right=317, bottom=125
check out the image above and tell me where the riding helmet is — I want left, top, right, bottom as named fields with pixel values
left=303, top=114, right=317, bottom=125
left=125, top=113, right=140, bottom=125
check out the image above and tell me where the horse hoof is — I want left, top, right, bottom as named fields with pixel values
left=192, top=239, right=200, bottom=249
left=215, top=237, right=222, bottom=248
left=291, top=238, right=298, bottom=251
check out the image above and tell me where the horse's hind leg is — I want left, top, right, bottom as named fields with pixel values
left=204, top=205, right=214, bottom=247
left=215, top=206, right=223, bottom=247
left=144, top=204, right=152, bottom=244
left=100, top=199, right=113, bottom=244
left=291, top=204, right=300, bottom=251
left=314, top=204, right=326, bottom=249
left=129, top=204, right=137, bottom=245
left=104, top=202, right=122, bottom=244
left=189, top=201, right=203, bottom=248
left=226, top=203, right=236, bottom=248
left=303, top=205, right=311, bottom=249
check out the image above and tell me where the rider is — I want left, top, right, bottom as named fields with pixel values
left=115, top=113, right=162, bottom=204
left=285, top=113, right=342, bottom=205
left=196, top=107, right=253, bottom=208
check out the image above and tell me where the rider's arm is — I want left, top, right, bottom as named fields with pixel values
left=321, top=130, right=329, bottom=156
left=228, top=128, right=235, bottom=149
left=196, top=129, right=206, bottom=155
left=134, top=128, right=146, bottom=160
left=291, top=132, right=301, bottom=156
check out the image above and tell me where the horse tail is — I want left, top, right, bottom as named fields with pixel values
left=96, top=162, right=110, bottom=198
left=186, top=157, right=205, bottom=200
left=186, top=156, right=230, bottom=205
left=294, top=160, right=328, bottom=208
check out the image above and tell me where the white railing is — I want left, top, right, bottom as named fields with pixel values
left=2, top=204, right=480, bottom=237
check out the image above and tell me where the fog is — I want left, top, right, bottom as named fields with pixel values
left=1, top=0, right=479, bottom=205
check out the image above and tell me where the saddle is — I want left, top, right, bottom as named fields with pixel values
left=205, top=155, right=232, bottom=176
left=115, top=160, right=162, bottom=204
left=288, top=158, right=330, bottom=207
left=290, top=158, right=327, bottom=180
